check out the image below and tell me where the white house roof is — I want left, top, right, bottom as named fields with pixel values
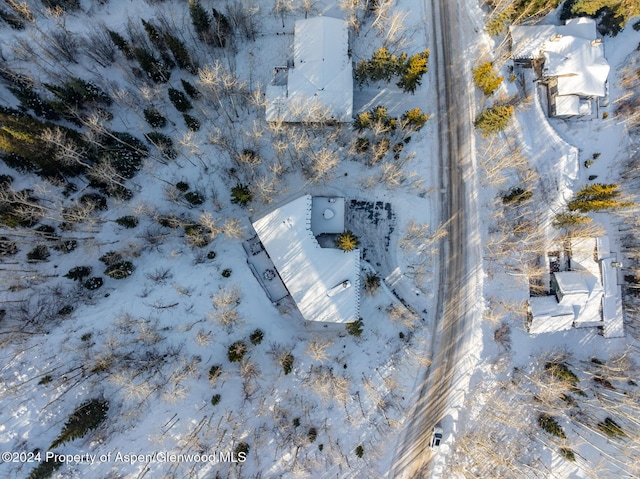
left=543, top=36, right=609, bottom=97
left=252, top=195, right=360, bottom=323
left=510, top=17, right=608, bottom=98
left=529, top=296, right=574, bottom=334
left=266, top=17, right=353, bottom=123
left=597, top=236, right=625, bottom=338
left=555, top=271, right=591, bottom=295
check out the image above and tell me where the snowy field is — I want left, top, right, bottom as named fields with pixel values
left=0, top=0, right=441, bottom=478
left=0, top=0, right=639, bottom=478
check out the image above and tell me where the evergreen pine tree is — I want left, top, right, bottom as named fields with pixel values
left=336, top=230, right=360, bottom=252
left=165, top=33, right=196, bottom=73
left=472, top=62, right=503, bottom=96
left=401, top=108, right=429, bottom=131
left=474, top=105, right=514, bottom=136
left=107, top=30, right=135, bottom=59
left=397, top=50, right=429, bottom=93
left=189, top=0, right=212, bottom=41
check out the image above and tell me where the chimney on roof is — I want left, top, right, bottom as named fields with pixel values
left=550, top=33, right=562, bottom=41
left=591, top=38, right=602, bottom=46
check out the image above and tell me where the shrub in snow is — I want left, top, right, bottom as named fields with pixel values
left=502, top=187, right=532, bottom=205
left=207, top=250, right=216, bottom=259
left=143, top=108, right=167, bottom=128
left=166, top=35, right=196, bottom=73
left=80, top=193, right=108, bottom=211
left=27, top=245, right=50, bottom=261
left=38, top=375, right=53, bottom=385
left=158, top=215, right=181, bottom=229
left=104, top=260, right=135, bottom=279
left=53, top=239, right=77, bottom=253
left=364, top=273, right=381, bottom=294
left=355, top=137, right=369, bottom=153
left=211, top=394, right=221, bottom=406
left=184, top=190, right=205, bottom=206
left=538, top=414, right=566, bottom=439
left=184, top=223, right=210, bottom=247
left=209, top=364, right=222, bottom=382
left=34, top=224, right=57, bottom=239
left=234, top=442, right=249, bottom=457
left=99, top=131, right=148, bottom=179
left=227, top=341, right=247, bottom=362
left=181, top=79, right=200, bottom=98
left=115, top=215, right=138, bottom=228
left=99, top=251, right=123, bottom=266
left=281, top=353, right=294, bottom=375
left=401, top=108, right=429, bottom=132
left=544, top=362, right=579, bottom=385
left=308, top=427, right=317, bottom=442
left=145, top=131, right=177, bottom=159
left=0, top=237, right=18, bottom=256
left=346, top=318, right=364, bottom=337
left=355, top=445, right=364, bottom=458
left=474, top=105, right=514, bottom=137
left=27, top=458, right=63, bottom=479
left=50, top=399, right=109, bottom=449
left=134, top=47, right=171, bottom=83
left=598, top=417, right=626, bottom=438
left=58, top=305, right=73, bottom=316
left=168, top=88, right=192, bottom=112
left=83, top=276, right=103, bottom=290
left=249, top=329, right=264, bottom=345
left=231, top=183, right=253, bottom=207
left=183, top=113, right=200, bottom=131
left=559, top=447, right=576, bottom=461
left=335, top=230, right=360, bottom=252
left=176, top=181, right=190, bottom=192
left=221, top=268, right=232, bottom=278
left=471, top=62, right=503, bottom=96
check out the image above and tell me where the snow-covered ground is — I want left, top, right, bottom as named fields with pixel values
left=0, top=0, right=638, bottom=478
left=0, top=1, right=443, bottom=478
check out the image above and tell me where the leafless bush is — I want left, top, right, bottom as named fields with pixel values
left=41, top=28, right=80, bottom=64
left=239, top=359, right=260, bottom=381
left=146, top=267, right=173, bottom=283
left=194, top=329, right=212, bottom=346
left=306, top=337, right=333, bottom=363
left=211, top=285, right=242, bottom=309
left=386, top=303, right=420, bottom=329
left=81, top=26, right=117, bottom=67
left=226, top=0, right=259, bottom=40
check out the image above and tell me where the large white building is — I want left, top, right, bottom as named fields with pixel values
left=265, top=17, right=353, bottom=123
left=251, top=195, right=360, bottom=323
left=510, top=18, right=609, bottom=117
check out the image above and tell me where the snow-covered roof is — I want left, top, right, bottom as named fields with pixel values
left=252, top=195, right=360, bottom=323
left=543, top=36, right=609, bottom=97
left=554, top=94, right=582, bottom=117
left=529, top=236, right=624, bottom=337
left=510, top=18, right=608, bottom=98
left=528, top=296, right=574, bottom=334
left=555, top=271, right=591, bottom=295
left=266, top=17, right=353, bottom=123
left=596, top=237, right=625, bottom=338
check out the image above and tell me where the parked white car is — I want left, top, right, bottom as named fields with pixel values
left=430, top=425, right=443, bottom=449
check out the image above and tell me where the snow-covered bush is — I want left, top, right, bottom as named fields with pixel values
left=104, top=260, right=135, bottom=279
